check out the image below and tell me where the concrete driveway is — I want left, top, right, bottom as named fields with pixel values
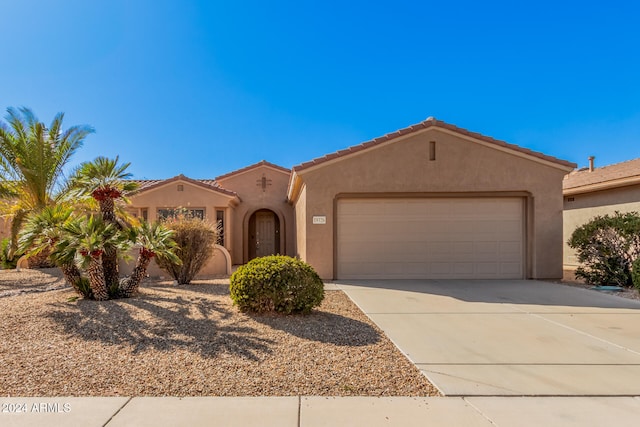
left=334, top=280, right=640, bottom=396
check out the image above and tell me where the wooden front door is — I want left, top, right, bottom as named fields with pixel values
left=248, top=209, right=281, bottom=260
left=255, top=211, right=275, bottom=257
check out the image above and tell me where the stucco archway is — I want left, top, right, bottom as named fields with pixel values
left=244, top=208, right=285, bottom=262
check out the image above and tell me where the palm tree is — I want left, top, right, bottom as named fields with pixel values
left=18, top=205, right=87, bottom=295
left=69, top=156, right=138, bottom=289
left=60, top=215, right=128, bottom=301
left=0, top=107, right=94, bottom=260
left=119, top=221, right=180, bottom=298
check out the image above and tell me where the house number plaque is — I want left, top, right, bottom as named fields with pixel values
left=312, top=216, right=327, bottom=224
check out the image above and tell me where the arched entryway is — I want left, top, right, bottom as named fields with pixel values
left=248, top=209, right=281, bottom=260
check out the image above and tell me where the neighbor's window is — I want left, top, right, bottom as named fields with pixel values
left=216, top=209, right=225, bottom=246
left=141, top=208, right=148, bottom=221
left=157, top=208, right=205, bottom=220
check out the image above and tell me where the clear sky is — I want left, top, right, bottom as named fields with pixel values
left=2, top=0, right=639, bottom=179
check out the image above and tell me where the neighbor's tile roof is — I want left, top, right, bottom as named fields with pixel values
left=215, top=160, right=290, bottom=181
left=130, top=174, right=237, bottom=197
left=292, top=117, right=576, bottom=172
left=563, top=158, right=640, bottom=191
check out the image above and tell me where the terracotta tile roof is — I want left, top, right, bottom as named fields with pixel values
left=563, top=157, right=640, bottom=191
left=131, top=179, right=166, bottom=191
left=292, top=117, right=576, bottom=172
left=130, top=174, right=237, bottom=198
left=215, top=160, right=290, bottom=181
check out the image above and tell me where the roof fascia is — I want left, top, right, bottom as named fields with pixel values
left=563, top=176, right=640, bottom=196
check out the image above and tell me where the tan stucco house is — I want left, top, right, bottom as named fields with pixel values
left=563, top=157, right=640, bottom=268
left=127, top=117, right=575, bottom=280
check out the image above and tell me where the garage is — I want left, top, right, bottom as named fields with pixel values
left=336, top=197, right=524, bottom=279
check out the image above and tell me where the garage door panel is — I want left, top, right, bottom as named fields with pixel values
left=453, top=263, right=474, bottom=275
left=452, top=242, right=474, bottom=254
left=501, top=263, right=522, bottom=276
left=499, top=242, right=522, bottom=258
left=499, top=220, right=522, bottom=234
left=430, top=262, right=453, bottom=274
left=337, top=198, right=524, bottom=279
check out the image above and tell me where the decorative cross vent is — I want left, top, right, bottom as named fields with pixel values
left=257, top=174, right=272, bottom=192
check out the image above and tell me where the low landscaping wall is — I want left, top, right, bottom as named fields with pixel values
left=119, top=244, right=231, bottom=279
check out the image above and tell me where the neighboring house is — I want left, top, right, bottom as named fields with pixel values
left=563, top=157, right=640, bottom=268
left=127, top=117, right=574, bottom=280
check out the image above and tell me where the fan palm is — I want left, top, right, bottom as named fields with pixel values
left=69, top=156, right=138, bottom=289
left=119, top=221, right=179, bottom=297
left=69, top=156, right=138, bottom=222
left=60, top=215, right=129, bottom=300
left=0, top=107, right=94, bottom=259
left=18, top=205, right=87, bottom=296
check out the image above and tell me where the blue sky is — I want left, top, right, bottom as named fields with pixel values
left=2, top=0, right=639, bottom=179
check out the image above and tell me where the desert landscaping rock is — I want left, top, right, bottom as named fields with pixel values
left=0, top=268, right=68, bottom=297
left=0, top=270, right=439, bottom=397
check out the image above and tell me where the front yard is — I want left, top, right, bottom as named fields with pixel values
left=0, top=270, right=439, bottom=397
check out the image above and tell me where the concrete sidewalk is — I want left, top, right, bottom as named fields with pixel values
left=2, top=396, right=640, bottom=426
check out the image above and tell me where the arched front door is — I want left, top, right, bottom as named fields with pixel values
left=248, top=209, right=280, bottom=260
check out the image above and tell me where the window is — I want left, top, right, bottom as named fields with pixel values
left=157, top=208, right=205, bottom=220
left=141, top=209, right=148, bottom=221
left=216, top=209, right=225, bottom=246
left=429, top=141, right=436, bottom=161
left=177, top=184, right=184, bottom=191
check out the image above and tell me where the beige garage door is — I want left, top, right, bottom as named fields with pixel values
left=337, top=198, right=524, bottom=279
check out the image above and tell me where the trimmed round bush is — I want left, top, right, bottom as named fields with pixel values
left=230, top=255, right=324, bottom=314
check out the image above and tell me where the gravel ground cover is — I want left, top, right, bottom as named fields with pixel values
left=0, top=268, right=67, bottom=297
left=0, top=270, right=439, bottom=397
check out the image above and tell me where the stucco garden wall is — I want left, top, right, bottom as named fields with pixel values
left=119, top=245, right=231, bottom=279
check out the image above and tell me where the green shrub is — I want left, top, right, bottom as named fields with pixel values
left=156, top=212, right=219, bottom=284
left=632, top=258, right=640, bottom=291
left=229, top=255, right=324, bottom=314
left=0, top=238, right=23, bottom=269
left=568, top=211, right=640, bottom=287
